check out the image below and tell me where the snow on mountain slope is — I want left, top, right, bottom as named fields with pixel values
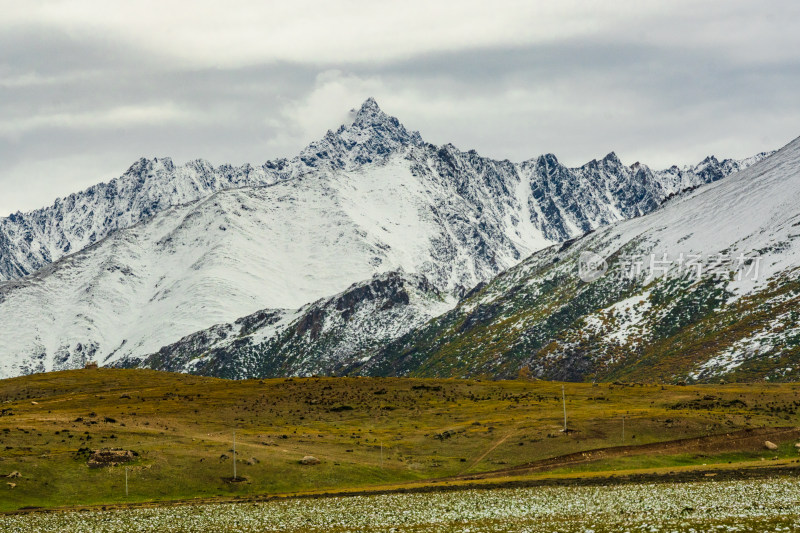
left=0, top=167, right=433, bottom=376
left=129, top=271, right=452, bottom=379
left=0, top=98, right=422, bottom=283
left=0, top=99, right=773, bottom=379
left=0, top=158, right=275, bottom=282
left=596, top=141, right=800, bottom=290
left=361, top=136, right=800, bottom=382
left=0, top=139, right=543, bottom=377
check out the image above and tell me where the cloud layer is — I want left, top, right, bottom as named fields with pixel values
left=1, top=0, right=799, bottom=215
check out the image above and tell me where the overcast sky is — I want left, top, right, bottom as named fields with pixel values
left=1, top=1, right=799, bottom=216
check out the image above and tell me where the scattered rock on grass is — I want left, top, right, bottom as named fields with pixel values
left=87, top=449, right=135, bottom=468
left=765, top=441, right=779, bottom=451
left=300, top=456, right=320, bottom=465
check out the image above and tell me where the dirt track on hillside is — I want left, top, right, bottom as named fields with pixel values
left=451, top=426, right=800, bottom=481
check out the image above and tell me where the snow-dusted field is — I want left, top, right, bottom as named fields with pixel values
left=3, top=478, right=799, bottom=532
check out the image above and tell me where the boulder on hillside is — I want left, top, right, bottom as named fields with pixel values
left=299, top=455, right=320, bottom=465
left=764, top=441, right=779, bottom=451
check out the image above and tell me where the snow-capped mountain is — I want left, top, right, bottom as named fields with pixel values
left=0, top=99, right=424, bottom=283
left=0, top=98, right=768, bottom=284
left=361, top=136, right=800, bottom=383
left=0, top=99, right=771, bottom=379
left=0, top=158, right=272, bottom=282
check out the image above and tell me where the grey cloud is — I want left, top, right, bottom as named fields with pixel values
left=1, top=4, right=799, bottom=215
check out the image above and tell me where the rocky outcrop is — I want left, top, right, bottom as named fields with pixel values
left=87, top=449, right=136, bottom=468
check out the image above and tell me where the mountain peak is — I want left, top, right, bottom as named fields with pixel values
left=537, top=153, right=560, bottom=167
left=292, top=99, right=423, bottom=170
left=357, top=97, right=381, bottom=114
left=350, top=97, right=396, bottom=130
left=328, top=98, right=424, bottom=152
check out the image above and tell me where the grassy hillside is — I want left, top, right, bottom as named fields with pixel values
left=1, top=368, right=799, bottom=512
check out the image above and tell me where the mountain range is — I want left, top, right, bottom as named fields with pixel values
left=0, top=99, right=784, bottom=381
left=359, top=136, right=800, bottom=383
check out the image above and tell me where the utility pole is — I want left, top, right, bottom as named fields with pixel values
left=380, top=441, right=384, bottom=469
left=622, top=416, right=625, bottom=444
left=233, top=430, right=237, bottom=480
left=562, top=385, right=567, bottom=432
left=125, top=467, right=128, bottom=497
